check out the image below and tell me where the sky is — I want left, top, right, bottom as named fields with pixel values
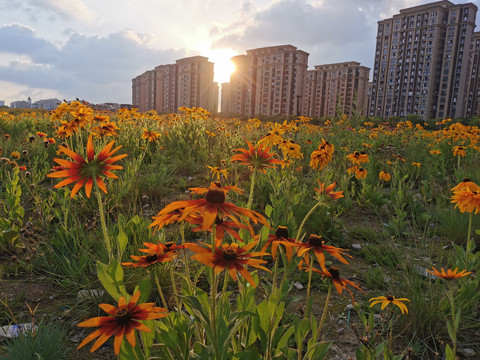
left=1, top=0, right=480, bottom=105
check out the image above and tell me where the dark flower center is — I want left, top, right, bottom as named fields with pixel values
left=462, top=178, right=471, bottom=182
left=206, top=189, right=225, bottom=203
left=328, top=267, right=340, bottom=279
left=275, top=226, right=289, bottom=239
left=145, top=254, right=158, bottom=263
left=215, top=217, right=224, bottom=225
left=222, top=248, right=238, bottom=261
left=114, top=308, right=132, bottom=324
left=386, top=295, right=394, bottom=301
left=308, top=234, right=324, bottom=247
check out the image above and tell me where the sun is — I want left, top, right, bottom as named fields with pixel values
left=200, top=48, right=237, bottom=84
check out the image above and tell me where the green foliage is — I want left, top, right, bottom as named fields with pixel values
left=0, top=322, right=67, bottom=360
left=0, top=167, right=24, bottom=252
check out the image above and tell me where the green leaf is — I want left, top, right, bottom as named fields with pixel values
left=265, top=204, right=273, bottom=218
left=96, top=260, right=126, bottom=301
left=117, top=223, right=128, bottom=256
left=445, top=344, right=455, bottom=360
left=446, top=320, right=456, bottom=342
left=303, top=341, right=332, bottom=360
left=356, top=348, right=367, bottom=360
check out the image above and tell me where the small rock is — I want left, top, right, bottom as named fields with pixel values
left=49, top=295, right=54, bottom=300
left=345, top=304, right=354, bottom=311
left=459, top=348, right=475, bottom=357
left=338, top=319, right=344, bottom=324
left=336, top=328, right=345, bottom=334
left=414, top=265, right=436, bottom=279
left=187, top=176, right=194, bottom=182
left=351, top=243, right=362, bottom=250
left=293, top=281, right=304, bottom=290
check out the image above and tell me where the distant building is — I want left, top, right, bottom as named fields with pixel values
left=371, top=1, right=478, bottom=120
left=0, top=100, right=5, bottom=107
left=10, top=97, right=31, bottom=109
left=301, top=62, right=370, bottom=117
left=93, top=103, right=121, bottom=111
left=132, top=56, right=218, bottom=113
left=32, top=99, right=61, bottom=110
left=220, top=83, right=231, bottom=114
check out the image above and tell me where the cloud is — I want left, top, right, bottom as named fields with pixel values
left=211, top=0, right=473, bottom=68
left=30, top=0, right=96, bottom=23
left=0, top=24, right=185, bottom=103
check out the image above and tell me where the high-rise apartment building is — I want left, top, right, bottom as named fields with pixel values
left=223, top=45, right=309, bottom=117
left=301, top=62, right=370, bottom=117
left=464, top=32, right=480, bottom=117
left=371, top=1, right=477, bottom=120
left=132, top=56, right=218, bottom=113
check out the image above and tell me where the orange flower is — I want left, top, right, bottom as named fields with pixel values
left=451, top=178, right=480, bottom=192
left=310, top=266, right=365, bottom=304
left=427, top=267, right=471, bottom=280
left=346, top=151, right=369, bottom=165
left=231, top=141, right=283, bottom=173
left=189, top=214, right=251, bottom=243
left=261, top=226, right=296, bottom=261
left=283, top=234, right=352, bottom=272
left=151, top=182, right=269, bottom=232
left=77, top=291, right=167, bottom=355
left=411, top=161, right=422, bottom=168
left=451, top=190, right=480, bottom=214
left=190, top=241, right=270, bottom=287
left=122, top=241, right=189, bottom=268
left=355, top=167, right=367, bottom=180
left=141, top=128, right=161, bottom=142
left=314, top=181, right=344, bottom=200
left=379, top=171, right=391, bottom=182
left=36, top=131, right=47, bottom=138
left=452, top=145, right=466, bottom=157
left=47, top=134, right=127, bottom=198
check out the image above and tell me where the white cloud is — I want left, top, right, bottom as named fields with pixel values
left=0, top=24, right=185, bottom=103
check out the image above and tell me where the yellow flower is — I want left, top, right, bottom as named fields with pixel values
left=429, top=149, right=441, bottom=155
left=411, top=162, right=422, bottom=167
left=207, top=165, right=228, bottom=180
left=370, top=295, right=410, bottom=314
left=379, top=171, right=391, bottom=182
left=355, top=167, right=367, bottom=180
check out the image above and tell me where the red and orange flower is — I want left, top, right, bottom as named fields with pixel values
left=190, top=241, right=270, bottom=287
left=231, top=141, right=283, bottom=173
left=122, top=241, right=190, bottom=268
left=77, top=291, right=167, bottom=355
left=151, top=182, right=269, bottom=232
left=47, top=134, right=126, bottom=198
left=310, top=266, right=365, bottom=304
left=427, top=267, right=471, bottom=280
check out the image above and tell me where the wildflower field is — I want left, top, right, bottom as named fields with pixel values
left=0, top=103, right=479, bottom=359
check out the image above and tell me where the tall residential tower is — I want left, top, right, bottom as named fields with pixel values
left=371, top=1, right=477, bottom=120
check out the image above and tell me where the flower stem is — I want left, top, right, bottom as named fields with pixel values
left=180, top=222, right=192, bottom=292
left=466, top=212, right=473, bottom=268
left=305, top=253, right=314, bottom=318
left=316, top=282, right=332, bottom=341
left=246, top=167, right=258, bottom=210
left=153, top=269, right=169, bottom=309
left=169, top=264, right=180, bottom=310
left=210, top=224, right=219, bottom=359
left=296, top=201, right=323, bottom=241
left=94, top=183, right=112, bottom=261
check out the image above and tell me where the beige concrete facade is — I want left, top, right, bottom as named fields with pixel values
left=222, top=45, right=309, bottom=117
left=301, top=62, right=370, bottom=117
left=464, top=32, right=480, bottom=117
left=371, top=1, right=478, bottom=120
left=132, top=56, right=218, bottom=113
